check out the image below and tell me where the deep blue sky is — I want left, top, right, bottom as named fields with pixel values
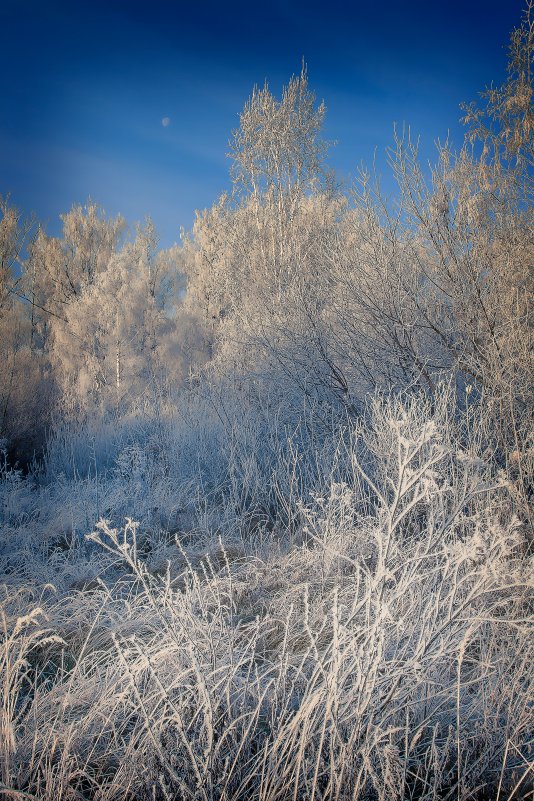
left=0, top=0, right=522, bottom=247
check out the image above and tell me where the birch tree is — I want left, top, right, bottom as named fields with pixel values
left=50, top=222, right=187, bottom=416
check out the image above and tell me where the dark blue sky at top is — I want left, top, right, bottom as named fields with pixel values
left=0, top=0, right=522, bottom=248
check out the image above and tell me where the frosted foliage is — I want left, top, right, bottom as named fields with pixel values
left=46, top=219, right=189, bottom=415
left=0, top=202, right=20, bottom=309
left=230, top=64, right=329, bottom=199
left=181, top=11, right=532, bottom=522
left=0, top=6, right=533, bottom=800
left=0, top=198, right=51, bottom=454
left=1, top=394, right=532, bottom=800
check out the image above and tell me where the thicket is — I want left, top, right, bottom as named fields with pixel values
left=0, top=5, right=532, bottom=800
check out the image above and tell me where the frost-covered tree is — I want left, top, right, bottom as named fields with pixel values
left=230, top=64, right=330, bottom=202
left=0, top=195, right=31, bottom=310
left=49, top=220, right=189, bottom=416
left=27, top=202, right=125, bottom=313
left=462, top=0, right=533, bottom=203
left=0, top=197, right=51, bottom=460
left=183, top=67, right=339, bottom=379
left=10, top=202, right=197, bottom=422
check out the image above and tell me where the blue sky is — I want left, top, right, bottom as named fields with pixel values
left=0, top=0, right=522, bottom=247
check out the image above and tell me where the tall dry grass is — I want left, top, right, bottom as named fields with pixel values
left=1, top=392, right=532, bottom=800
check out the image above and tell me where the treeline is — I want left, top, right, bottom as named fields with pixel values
left=0, top=203, right=202, bottom=461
